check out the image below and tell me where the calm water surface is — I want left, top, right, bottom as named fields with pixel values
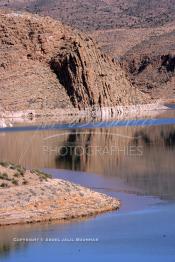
left=0, top=108, right=175, bottom=261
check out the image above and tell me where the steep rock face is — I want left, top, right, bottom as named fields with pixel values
left=0, top=10, right=148, bottom=112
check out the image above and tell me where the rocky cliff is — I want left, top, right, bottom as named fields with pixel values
left=0, top=10, right=148, bottom=113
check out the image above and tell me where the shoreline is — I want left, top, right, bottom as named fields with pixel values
left=0, top=101, right=170, bottom=128
left=0, top=164, right=120, bottom=226
left=0, top=179, right=120, bottom=226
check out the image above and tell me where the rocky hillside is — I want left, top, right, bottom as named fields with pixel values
left=1, top=0, right=174, bottom=31
left=1, top=1, right=174, bottom=102
left=0, top=10, right=149, bottom=113
left=121, top=30, right=175, bottom=99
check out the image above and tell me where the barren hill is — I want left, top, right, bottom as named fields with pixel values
left=1, top=0, right=174, bottom=30
left=121, top=30, right=175, bottom=98
left=0, top=10, right=149, bottom=113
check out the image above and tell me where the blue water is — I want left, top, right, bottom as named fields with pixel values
left=1, top=108, right=175, bottom=261
left=1, top=203, right=175, bottom=262
left=0, top=168, right=174, bottom=262
left=1, top=117, right=175, bottom=133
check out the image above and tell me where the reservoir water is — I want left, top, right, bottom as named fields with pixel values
left=0, top=107, right=175, bottom=261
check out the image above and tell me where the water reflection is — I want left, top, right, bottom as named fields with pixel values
left=0, top=120, right=175, bottom=199
left=1, top=111, right=175, bottom=258
left=0, top=223, right=63, bottom=258
left=0, top=226, right=28, bottom=258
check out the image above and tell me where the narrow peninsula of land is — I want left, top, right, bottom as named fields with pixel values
left=0, top=162, right=120, bottom=226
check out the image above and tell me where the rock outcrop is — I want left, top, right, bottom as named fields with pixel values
left=0, top=10, right=148, bottom=113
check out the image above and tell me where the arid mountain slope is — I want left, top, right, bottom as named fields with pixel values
left=0, top=10, right=148, bottom=113
left=1, top=1, right=175, bottom=100
left=121, top=30, right=175, bottom=98
left=92, top=24, right=175, bottom=99
left=91, top=22, right=175, bottom=57
left=1, top=0, right=175, bottom=30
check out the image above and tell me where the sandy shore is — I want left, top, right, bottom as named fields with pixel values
left=0, top=164, right=119, bottom=226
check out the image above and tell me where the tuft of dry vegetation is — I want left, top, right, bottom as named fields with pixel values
left=0, top=162, right=52, bottom=188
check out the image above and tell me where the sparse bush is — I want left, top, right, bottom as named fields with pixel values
left=0, top=162, right=9, bottom=167
left=0, top=183, right=8, bottom=188
left=32, top=169, right=52, bottom=179
left=12, top=179, right=18, bottom=186
left=14, top=172, right=20, bottom=178
left=0, top=173, right=10, bottom=181
left=22, top=180, right=28, bottom=185
left=0, top=162, right=26, bottom=174
left=9, top=164, right=17, bottom=170
left=18, top=169, right=25, bottom=176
